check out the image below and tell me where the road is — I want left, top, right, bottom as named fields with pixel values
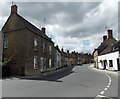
left=2, top=64, right=118, bottom=98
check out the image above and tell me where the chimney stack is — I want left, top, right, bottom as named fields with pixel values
left=103, top=35, right=107, bottom=42
left=41, top=27, right=46, bottom=34
left=61, top=48, right=64, bottom=52
left=107, top=29, right=113, bottom=38
left=11, top=5, right=18, bottom=14
left=67, top=50, right=69, bottom=53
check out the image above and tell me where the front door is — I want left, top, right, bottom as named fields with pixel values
left=103, top=60, right=107, bottom=70
left=21, top=67, right=25, bottom=76
left=117, top=58, right=120, bottom=71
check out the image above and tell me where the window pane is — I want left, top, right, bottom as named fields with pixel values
left=109, top=60, right=113, bottom=67
left=34, top=56, right=38, bottom=69
left=49, top=59, right=52, bottom=68
left=4, top=40, right=8, bottom=48
left=43, top=42, right=46, bottom=52
left=34, top=40, right=38, bottom=46
left=49, top=46, right=52, bottom=55
left=34, top=39, right=38, bottom=51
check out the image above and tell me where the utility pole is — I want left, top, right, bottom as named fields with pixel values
left=12, top=1, right=14, bottom=5
left=44, top=18, right=46, bottom=27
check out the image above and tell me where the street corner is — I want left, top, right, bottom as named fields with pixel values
left=2, top=77, right=20, bottom=81
left=89, top=65, right=118, bottom=77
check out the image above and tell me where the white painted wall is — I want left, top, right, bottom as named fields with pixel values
left=98, top=51, right=119, bottom=70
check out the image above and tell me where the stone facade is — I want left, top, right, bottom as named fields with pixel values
left=2, top=5, right=54, bottom=76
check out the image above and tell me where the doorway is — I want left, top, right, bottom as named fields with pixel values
left=103, top=60, right=107, bottom=70
left=117, top=58, right=120, bottom=71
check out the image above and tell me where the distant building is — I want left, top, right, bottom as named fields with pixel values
left=93, top=29, right=120, bottom=71
left=2, top=5, right=55, bottom=76
left=54, top=45, right=61, bottom=69
left=61, top=49, right=93, bottom=67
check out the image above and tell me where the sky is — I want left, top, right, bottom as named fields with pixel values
left=0, top=0, right=119, bottom=54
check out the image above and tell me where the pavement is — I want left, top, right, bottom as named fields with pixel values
left=1, top=64, right=118, bottom=98
left=89, top=64, right=118, bottom=77
left=1, top=66, right=69, bottom=81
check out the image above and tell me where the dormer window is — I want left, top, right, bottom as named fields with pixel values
left=34, top=38, right=38, bottom=51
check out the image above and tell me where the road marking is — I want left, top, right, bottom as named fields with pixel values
left=95, top=73, right=112, bottom=98
left=100, top=91, right=105, bottom=95
left=108, top=82, right=111, bottom=85
left=96, top=95, right=106, bottom=97
left=104, top=88, right=108, bottom=91
left=107, top=85, right=110, bottom=88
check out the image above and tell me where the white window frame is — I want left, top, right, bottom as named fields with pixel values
left=49, top=45, right=52, bottom=55
left=34, top=38, right=38, bottom=51
left=49, top=59, right=52, bottom=68
left=40, top=57, right=44, bottom=72
left=34, top=56, right=38, bottom=69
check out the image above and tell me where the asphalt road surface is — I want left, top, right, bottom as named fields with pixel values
left=2, top=64, right=118, bottom=98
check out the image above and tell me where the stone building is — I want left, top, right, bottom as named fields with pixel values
left=2, top=5, right=54, bottom=76
left=0, top=31, right=3, bottom=63
left=93, top=29, right=120, bottom=71
left=54, top=45, right=61, bottom=69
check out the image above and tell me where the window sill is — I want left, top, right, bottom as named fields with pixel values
left=33, top=50, right=38, bottom=52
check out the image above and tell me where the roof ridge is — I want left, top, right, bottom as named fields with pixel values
left=16, top=14, right=53, bottom=42
left=17, top=14, right=41, bottom=32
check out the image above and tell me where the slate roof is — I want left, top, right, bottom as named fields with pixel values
left=55, top=45, right=61, bottom=53
left=99, top=38, right=120, bottom=55
left=99, top=40, right=120, bottom=55
left=2, top=13, right=53, bottom=42
left=97, top=37, right=117, bottom=55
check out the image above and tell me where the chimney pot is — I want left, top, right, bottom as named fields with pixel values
left=107, top=29, right=113, bottom=38
left=103, top=35, right=107, bottom=42
left=11, top=5, right=18, bottom=14
left=42, top=27, right=46, bottom=34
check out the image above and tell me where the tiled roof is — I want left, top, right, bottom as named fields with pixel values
left=97, top=37, right=117, bottom=55
left=2, top=14, right=53, bottom=42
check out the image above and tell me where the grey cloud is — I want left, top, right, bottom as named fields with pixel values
left=1, top=2, right=118, bottom=53
left=15, top=2, right=101, bottom=26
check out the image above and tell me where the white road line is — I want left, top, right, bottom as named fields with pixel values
left=108, top=82, right=111, bottom=85
left=96, top=95, right=106, bottom=97
left=100, top=91, right=105, bottom=95
left=106, top=73, right=112, bottom=85
left=109, top=79, right=111, bottom=83
left=96, top=73, right=112, bottom=98
left=107, top=85, right=110, bottom=88
left=104, top=88, right=108, bottom=91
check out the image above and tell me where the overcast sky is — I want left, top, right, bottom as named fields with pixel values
left=0, top=0, right=119, bottom=54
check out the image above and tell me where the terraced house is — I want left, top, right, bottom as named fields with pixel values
left=2, top=5, right=55, bottom=76
left=93, top=29, right=120, bottom=71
